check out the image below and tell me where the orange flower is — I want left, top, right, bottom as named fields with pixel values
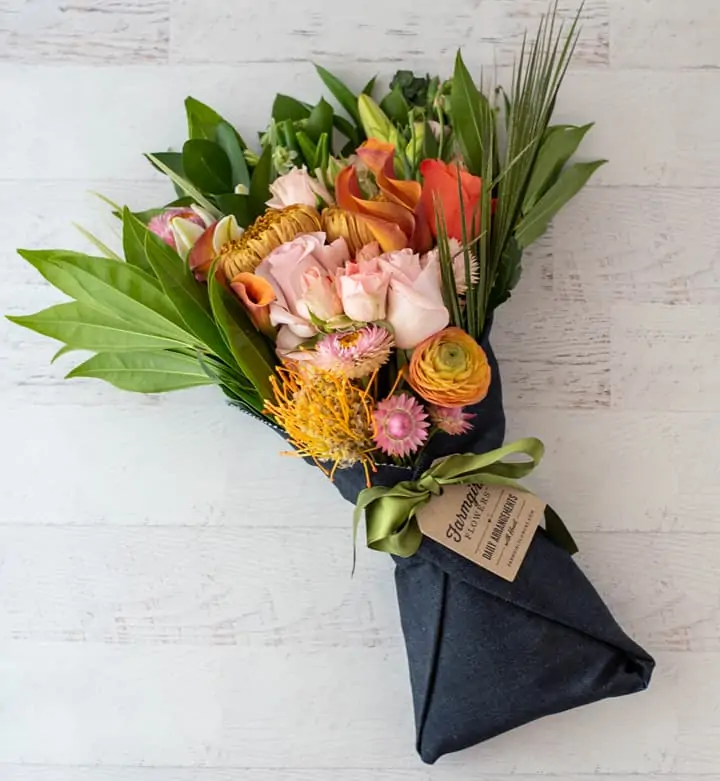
left=408, top=327, right=491, bottom=408
left=419, top=159, right=483, bottom=241
left=326, top=140, right=432, bottom=254
left=230, top=272, right=276, bottom=337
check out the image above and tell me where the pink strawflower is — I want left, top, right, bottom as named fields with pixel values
left=148, top=208, right=206, bottom=250
left=314, top=325, right=394, bottom=379
left=428, top=404, right=475, bottom=436
left=373, top=393, right=429, bottom=458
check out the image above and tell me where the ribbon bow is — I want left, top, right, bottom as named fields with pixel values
left=353, top=437, right=577, bottom=559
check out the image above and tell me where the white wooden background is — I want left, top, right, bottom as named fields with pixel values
left=1, top=1, right=720, bottom=779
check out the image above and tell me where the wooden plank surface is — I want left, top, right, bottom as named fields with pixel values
left=1, top=1, right=719, bottom=779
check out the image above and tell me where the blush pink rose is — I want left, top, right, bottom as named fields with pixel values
left=379, top=249, right=449, bottom=349
left=266, top=166, right=334, bottom=210
left=255, top=232, right=350, bottom=338
left=336, top=256, right=391, bottom=323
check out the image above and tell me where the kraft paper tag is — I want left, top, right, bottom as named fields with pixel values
left=416, top=483, right=546, bottom=582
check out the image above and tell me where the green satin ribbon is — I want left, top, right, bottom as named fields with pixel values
left=353, top=437, right=578, bottom=559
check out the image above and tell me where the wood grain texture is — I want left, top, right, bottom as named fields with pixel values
left=611, top=0, right=720, bottom=69
left=0, top=0, right=169, bottom=63
left=2, top=1, right=720, bottom=779
left=169, top=0, right=609, bottom=66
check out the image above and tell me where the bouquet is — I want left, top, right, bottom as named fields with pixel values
left=9, top=6, right=653, bottom=764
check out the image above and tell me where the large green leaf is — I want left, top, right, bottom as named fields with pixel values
left=315, top=65, right=362, bottom=127
left=450, top=51, right=493, bottom=176
left=305, top=98, right=334, bottom=142
left=249, top=145, right=274, bottom=217
left=67, top=351, right=214, bottom=393
left=214, top=193, right=255, bottom=227
left=183, top=139, right=232, bottom=194
left=215, top=120, right=251, bottom=190
left=8, top=301, right=187, bottom=353
left=141, top=230, right=235, bottom=365
left=145, top=153, right=221, bottom=218
left=17, top=249, right=193, bottom=342
left=522, top=123, right=594, bottom=213
left=515, top=160, right=606, bottom=248
left=380, top=86, right=410, bottom=126
left=332, top=113, right=360, bottom=146
left=122, top=207, right=155, bottom=275
left=272, top=94, right=311, bottom=123
left=295, top=130, right=317, bottom=170
left=185, top=96, right=248, bottom=146
left=208, top=270, right=276, bottom=403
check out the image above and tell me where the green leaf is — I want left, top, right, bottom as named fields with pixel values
left=278, top=118, right=301, bottom=156
left=67, top=351, right=214, bottom=393
left=17, top=249, right=192, bottom=342
left=140, top=227, right=235, bottom=364
left=186, top=97, right=224, bottom=141
left=249, top=145, right=273, bottom=218
left=488, top=236, right=523, bottom=311
left=272, top=94, right=311, bottom=123
left=380, top=86, right=410, bottom=126
left=522, top=123, right=594, bottom=213
left=147, top=151, right=187, bottom=199
left=72, top=223, right=122, bottom=261
left=208, top=269, right=276, bottom=403
left=213, top=193, right=255, bottom=227
left=422, top=119, right=440, bottom=160
left=315, top=132, right=329, bottom=171
left=362, top=75, right=377, bottom=97
left=315, top=64, right=362, bottom=127
left=215, top=120, right=251, bottom=189
left=122, top=207, right=155, bottom=275
left=515, top=160, right=606, bottom=248
left=305, top=98, right=334, bottom=143
left=332, top=113, right=360, bottom=145
left=182, top=139, right=232, bottom=194
left=451, top=50, right=493, bottom=176
left=8, top=301, right=188, bottom=353
left=145, top=153, right=222, bottom=218
left=295, top=130, right=317, bottom=170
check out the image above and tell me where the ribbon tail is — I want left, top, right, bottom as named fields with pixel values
left=544, top=505, right=579, bottom=556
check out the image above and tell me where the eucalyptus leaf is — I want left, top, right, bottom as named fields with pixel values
left=272, top=94, right=311, bottom=123
left=142, top=230, right=235, bottom=365
left=208, top=269, right=276, bottom=403
left=17, top=249, right=193, bottom=342
left=522, top=123, right=594, bottom=213
left=515, top=160, right=606, bottom=248
left=183, top=139, right=233, bottom=194
left=215, top=120, right=251, bottom=189
left=451, top=51, right=493, bottom=176
left=315, top=64, right=362, bottom=127
left=8, top=301, right=187, bottom=353
left=67, top=351, right=214, bottom=393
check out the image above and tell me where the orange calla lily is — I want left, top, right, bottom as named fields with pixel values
left=230, top=272, right=276, bottom=337
left=331, top=140, right=432, bottom=254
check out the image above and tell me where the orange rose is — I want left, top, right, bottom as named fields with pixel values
left=408, top=327, right=491, bottom=408
left=419, top=159, right=483, bottom=241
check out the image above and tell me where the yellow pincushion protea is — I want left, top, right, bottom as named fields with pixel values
left=220, top=204, right=321, bottom=278
left=264, top=366, right=377, bottom=483
left=408, top=327, right=491, bottom=408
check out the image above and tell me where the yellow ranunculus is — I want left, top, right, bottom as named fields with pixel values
left=408, top=327, right=491, bottom=408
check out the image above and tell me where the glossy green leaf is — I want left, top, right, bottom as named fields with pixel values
left=214, top=193, right=255, bottom=227
left=362, top=75, right=377, bottom=97
left=332, top=113, right=360, bottom=146
left=295, top=130, right=317, bottom=169
left=315, top=132, right=329, bottom=170
left=450, top=50, right=493, bottom=176
left=17, top=249, right=192, bottom=342
left=315, top=64, right=362, bottom=127
left=8, top=301, right=187, bottom=353
left=208, top=270, right=276, bottom=403
left=67, top=351, right=214, bottom=393
left=515, top=160, right=606, bottom=248
left=185, top=97, right=240, bottom=143
left=522, top=123, right=594, bottom=213
left=145, top=153, right=221, bottom=218
left=141, top=228, right=235, bottom=365
left=182, top=139, right=232, bottom=194
left=272, top=94, right=311, bottom=123
left=215, top=120, right=251, bottom=189
left=380, top=86, right=409, bottom=126
left=306, top=98, right=334, bottom=142
left=249, top=145, right=274, bottom=218
left=146, top=151, right=187, bottom=199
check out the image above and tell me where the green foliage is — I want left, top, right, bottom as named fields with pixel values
left=390, top=70, right=431, bottom=108
left=450, top=52, right=494, bottom=177
left=183, top=139, right=233, bottom=194
left=272, top=94, right=312, bottom=123
left=215, top=121, right=251, bottom=189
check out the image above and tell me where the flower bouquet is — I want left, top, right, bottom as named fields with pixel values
left=9, top=6, right=653, bottom=764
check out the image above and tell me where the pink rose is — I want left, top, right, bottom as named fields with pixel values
left=379, top=249, right=449, bottom=349
left=266, top=166, right=334, bottom=210
left=255, top=232, right=350, bottom=338
left=336, top=257, right=391, bottom=323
